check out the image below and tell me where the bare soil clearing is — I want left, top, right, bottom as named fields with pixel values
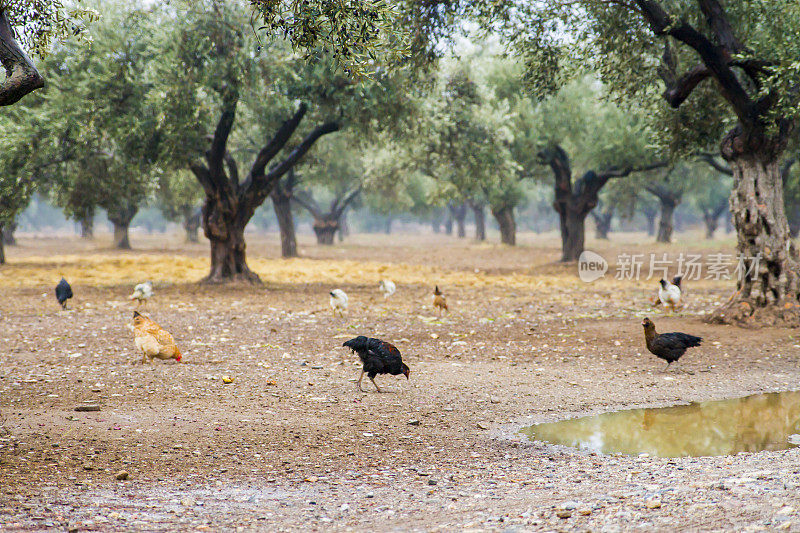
left=2, top=232, right=800, bottom=531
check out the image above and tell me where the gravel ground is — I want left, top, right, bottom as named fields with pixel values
left=2, top=234, right=800, bottom=532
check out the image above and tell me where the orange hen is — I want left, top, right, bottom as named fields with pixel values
left=131, top=311, right=182, bottom=363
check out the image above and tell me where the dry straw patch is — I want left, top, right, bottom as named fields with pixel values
left=0, top=252, right=726, bottom=297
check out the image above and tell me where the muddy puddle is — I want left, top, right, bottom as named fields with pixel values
left=521, top=391, right=800, bottom=457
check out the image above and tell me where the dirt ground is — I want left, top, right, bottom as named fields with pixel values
left=2, top=230, right=800, bottom=532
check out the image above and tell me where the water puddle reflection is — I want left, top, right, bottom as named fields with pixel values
left=521, top=391, right=800, bottom=457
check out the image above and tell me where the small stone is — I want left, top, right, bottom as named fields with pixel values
left=339, top=504, right=350, bottom=512
left=305, top=476, right=318, bottom=483
left=645, top=498, right=662, bottom=509
left=181, top=498, right=195, bottom=507
left=366, top=492, right=374, bottom=498
left=556, top=510, right=572, bottom=519
left=108, top=512, right=120, bottom=519
left=427, top=479, right=438, bottom=486
left=115, top=470, right=129, bottom=480
left=408, top=419, right=421, bottom=426
left=222, top=376, right=234, bottom=384
left=579, top=508, right=592, bottom=516
left=477, top=422, right=489, bottom=430
left=75, top=405, right=101, bottom=412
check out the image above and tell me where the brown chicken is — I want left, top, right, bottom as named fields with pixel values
left=131, top=311, right=182, bottom=364
left=433, top=285, right=448, bottom=316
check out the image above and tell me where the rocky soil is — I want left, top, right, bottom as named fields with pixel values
left=2, top=234, right=800, bottom=531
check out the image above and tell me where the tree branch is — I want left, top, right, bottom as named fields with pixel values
left=696, top=0, right=744, bottom=53
left=243, top=103, right=309, bottom=190
left=697, top=152, right=733, bottom=175
left=634, top=0, right=754, bottom=123
left=0, top=10, right=44, bottom=106
left=597, top=161, right=668, bottom=180
left=189, top=161, right=215, bottom=196
left=206, top=96, right=238, bottom=191
left=224, top=151, right=239, bottom=192
left=262, top=121, right=340, bottom=188
left=332, top=186, right=363, bottom=217
left=292, top=190, right=322, bottom=218
left=537, top=144, right=572, bottom=194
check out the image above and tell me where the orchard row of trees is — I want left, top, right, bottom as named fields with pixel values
left=3, top=0, right=800, bottom=324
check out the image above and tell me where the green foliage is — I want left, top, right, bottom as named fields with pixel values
left=1, top=0, right=96, bottom=57
left=22, top=0, right=161, bottom=223
left=249, top=0, right=409, bottom=77
left=157, top=170, right=204, bottom=221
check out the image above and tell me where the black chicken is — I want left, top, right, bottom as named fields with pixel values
left=641, top=317, right=701, bottom=371
left=342, top=336, right=410, bottom=392
left=55, top=277, right=73, bottom=309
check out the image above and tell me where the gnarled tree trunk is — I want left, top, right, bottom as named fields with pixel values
left=313, top=216, right=339, bottom=245
left=449, top=202, right=467, bottom=238
left=646, top=184, right=682, bottom=244
left=271, top=171, right=298, bottom=258
left=492, top=205, right=516, bottom=245
left=591, top=208, right=613, bottom=240
left=469, top=202, right=485, bottom=241
left=701, top=197, right=728, bottom=239
left=191, top=97, right=338, bottom=283
left=713, top=151, right=800, bottom=325
left=2, top=221, right=16, bottom=246
left=656, top=200, right=676, bottom=243
left=293, top=186, right=361, bottom=248
left=703, top=212, right=719, bottom=239
left=79, top=213, right=94, bottom=239
left=108, top=204, right=137, bottom=250
left=541, top=145, right=664, bottom=262
left=559, top=209, right=585, bottom=262
left=182, top=205, right=201, bottom=243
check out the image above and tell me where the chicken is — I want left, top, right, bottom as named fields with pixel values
left=55, top=277, right=73, bottom=310
left=641, top=317, right=701, bottom=371
left=131, top=311, right=182, bottom=364
left=652, top=275, right=682, bottom=307
left=432, top=285, right=448, bottom=316
left=342, top=336, right=410, bottom=392
left=657, top=276, right=682, bottom=312
left=330, top=289, right=348, bottom=317
left=129, top=281, right=153, bottom=307
left=379, top=280, right=396, bottom=300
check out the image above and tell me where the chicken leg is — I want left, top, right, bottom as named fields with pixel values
left=369, top=376, right=383, bottom=393
left=356, top=370, right=365, bottom=391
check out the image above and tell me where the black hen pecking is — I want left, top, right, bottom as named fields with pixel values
left=55, top=278, right=73, bottom=309
left=641, top=317, right=701, bottom=371
left=342, top=336, right=410, bottom=393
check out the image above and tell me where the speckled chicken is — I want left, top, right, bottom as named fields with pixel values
left=131, top=311, right=182, bottom=364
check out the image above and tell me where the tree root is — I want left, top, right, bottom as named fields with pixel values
left=707, top=294, right=800, bottom=327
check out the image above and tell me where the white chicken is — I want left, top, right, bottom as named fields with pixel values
left=329, top=289, right=349, bottom=317
left=379, top=280, right=396, bottom=300
left=658, top=278, right=682, bottom=313
left=129, top=281, right=153, bottom=307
